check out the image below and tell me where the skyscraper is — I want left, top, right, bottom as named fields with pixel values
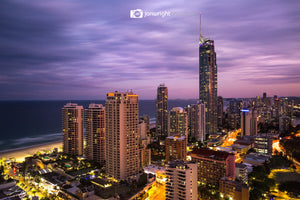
left=169, top=107, right=188, bottom=139
left=186, top=103, right=206, bottom=142
left=241, top=109, right=257, bottom=136
left=156, top=84, right=168, bottom=140
left=62, top=103, right=84, bottom=156
left=85, top=103, right=105, bottom=165
left=105, top=91, right=140, bottom=181
left=199, top=18, right=218, bottom=136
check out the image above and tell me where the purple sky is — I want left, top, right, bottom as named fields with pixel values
left=0, top=0, right=299, bottom=100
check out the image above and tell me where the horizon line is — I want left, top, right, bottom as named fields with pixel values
left=0, top=96, right=299, bottom=101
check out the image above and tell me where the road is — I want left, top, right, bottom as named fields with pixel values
left=273, top=140, right=300, bottom=169
left=221, top=129, right=240, bottom=147
left=146, top=182, right=165, bottom=200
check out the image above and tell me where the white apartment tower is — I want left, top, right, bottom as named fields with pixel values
left=241, top=109, right=258, bottom=136
left=165, top=160, right=198, bottom=200
left=105, top=91, right=140, bottom=181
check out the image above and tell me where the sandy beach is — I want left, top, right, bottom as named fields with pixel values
left=0, top=141, right=62, bottom=162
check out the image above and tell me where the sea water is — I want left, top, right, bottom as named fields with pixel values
left=0, top=99, right=196, bottom=152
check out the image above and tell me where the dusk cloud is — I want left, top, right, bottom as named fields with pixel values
left=0, top=0, right=299, bottom=100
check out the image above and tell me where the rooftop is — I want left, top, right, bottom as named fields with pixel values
left=166, top=135, right=185, bottom=141
left=88, top=103, right=104, bottom=109
left=234, top=140, right=253, bottom=146
left=235, top=163, right=247, bottom=168
left=191, top=148, right=234, bottom=161
left=244, top=153, right=271, bottom=162
left=166, top=160, right=193, bottom=169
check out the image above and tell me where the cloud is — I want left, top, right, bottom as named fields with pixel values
left=0, top=0, right=299, bottom=99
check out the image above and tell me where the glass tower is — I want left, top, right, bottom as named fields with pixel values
left=199, top=35, right=218, bottom=136
left=156, top=84, right=168, bottom=140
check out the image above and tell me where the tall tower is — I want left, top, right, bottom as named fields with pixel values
left=105, top=91, right=140, bottom=181
left=85, top=103, right=105, bottom=165
left=241, top=109, right=257, bottom=136
left=169, top=107, right=188, bottom=139
left=199, top=14, right=218, bottom=136
left=187, top=102, right=206, bottom=142
left=156, top=84, right=168, bottom=140
left=62, top=103, right=84, bottom=156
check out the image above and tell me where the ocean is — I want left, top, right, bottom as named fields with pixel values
left=0, top=99, right=197, bottom=153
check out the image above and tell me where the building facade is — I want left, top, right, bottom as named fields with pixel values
left=217, top=96, right=223, bottom=128
left=279, top=115, right=291, bottom=132
left=62, top=103, right=84, bottom=156
left=169, top=107, right=188, bottom=139
left=165, top=135, right=187, bottom=162
left=156, top=84, right=168, bottom=140
left=235, top=163, right=248, bottom=185
left=165, top=160, right=197, bottom=200
left=199, top=37, right=218, bottom=136
left=85, top=103, right=105, bottom=165
left=254, top=134, right=273, bottom=155
left=186, top=103, right=206, bottom=142
left=105, top=91, right=140, bottom=181
left=241, top=109, right=257, bottom=136
left=219, top=177, right=249, bottom=200
left=190, top=148, right=235, bottom=187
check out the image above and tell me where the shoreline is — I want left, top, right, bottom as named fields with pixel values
left=0, top=140, right=62, bottom=162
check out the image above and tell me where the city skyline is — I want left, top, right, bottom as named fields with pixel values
left=0, top=0, right=299, bottom=100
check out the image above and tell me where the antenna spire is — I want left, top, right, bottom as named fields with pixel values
left=199, top=12, right=203, bottom=42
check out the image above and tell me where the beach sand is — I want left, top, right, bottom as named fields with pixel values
left=0, top=141, right=62, bottom=162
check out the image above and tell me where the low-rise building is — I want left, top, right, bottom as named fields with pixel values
left=235, top=163, right=248, bottom=184
left=254, top=134, right=273, bottom=155
left=233, top=140, right=254, bottom=150
left=219, top=177, right=249, bottom=200
left=243, top=153, right=271, bottom=166
left=230, top=144, right=248, bottom=154
left=0, top=181, right=26, bottom=200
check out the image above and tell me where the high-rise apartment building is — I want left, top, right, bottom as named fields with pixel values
left=62, top=103, right=84, bottom=156
left=140, top=115, right=150, bottom=134
left=191, top=148, right=235, bottom=187
left=85, top=103, right=105, bottom=165
left=241, top=109, right=257, bottom=136
left=139, top=119, right=151, bottom=168
left=279, top=115, right=291, bottom=132
left=227, top=113, right=239, bottom=130
left=217, top=96, right=223, bottom=128
left=165, top=160, right=198, bottom=200
left=165, top=135, right=187, bottom=162
left=186, top=103, right=206, bottom=142
left=169, top=107, right=188, bottom=139
left=199, top=31, right=218, bottom=136
left=156, top=84, right=168, bottom=140
left=105, top=91, right=140, bottom=181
